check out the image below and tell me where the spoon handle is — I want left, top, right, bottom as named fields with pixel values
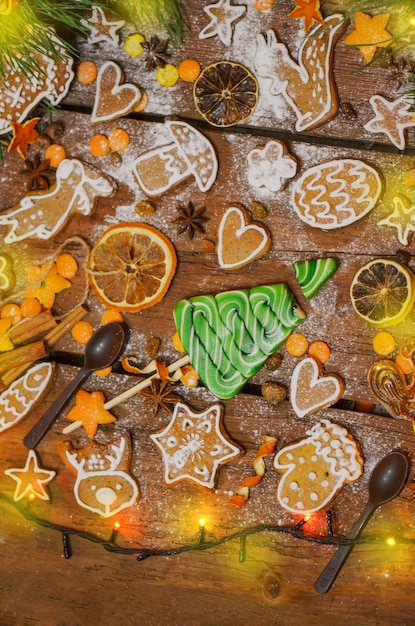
left=314, top=501, right=376, bottom=594
left=23, top=367, right=91, bottom=449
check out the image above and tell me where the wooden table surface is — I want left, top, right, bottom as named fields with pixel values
left=1, top=2, right=415, bottom=625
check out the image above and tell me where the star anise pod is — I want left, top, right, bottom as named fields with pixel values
left=142, top=36, right=170, bottom=71
left=139, top=379, right=181, bottom=417
left=20, top=154, right=54, bottom=191
left=173, top=201, right=209, bottom=239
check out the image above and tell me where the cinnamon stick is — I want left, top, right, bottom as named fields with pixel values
left=8, top=311, right=57, bottom=345
left=0, top=340, right=48, bottom=376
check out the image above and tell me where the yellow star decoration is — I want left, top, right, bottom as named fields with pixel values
left=66, top=389, right=116, bottom=437
left=343, top=12, right=393, bottom=63
left=378, top=195, right=415, bottom=246
left=5, top=450, right=56, bottom=501
left=288, top=0, right=323, bottom=33
left=8, top=117, right=41, bottom=159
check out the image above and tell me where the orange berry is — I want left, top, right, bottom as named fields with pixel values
left=108, top=127, right=130, bottom=152
left=178, top=59, right=201, bottom=82
left=93, top=366, right=112, bottom=377
left=133, top=90, right=149, bottom=113
left=56, top=253, right=78, bottom=279
left=45, top=143, right=66, bottom=167
left=89, top=133, right=110, bottom=157
left=395, top=352, right=414, bottom=376
left=285, top=333, right=309, bottom=357
left=308, top=340, right=331, bottom=364
left=71, top=320, right=94, bottom=344
left=172, top=331, right=184, bottom=352
left=372, top=331, right=397, bottom=357
left=101, top=309, right=124, bottom=325
left=1, top=303, right=22, bottom=324
left=181, top=365, right=199, bottom=388
left=77, top=60, right=98, bottom=85
left=20, top=297, right=42, bottom=318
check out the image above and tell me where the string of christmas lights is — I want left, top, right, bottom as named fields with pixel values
left=1, top=492, right=413, bottom=563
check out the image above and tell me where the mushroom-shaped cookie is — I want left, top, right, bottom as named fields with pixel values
left=133, top=120, right=218, bottom=197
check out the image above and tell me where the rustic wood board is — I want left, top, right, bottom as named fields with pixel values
left=1, top=1, right=415, bottom=624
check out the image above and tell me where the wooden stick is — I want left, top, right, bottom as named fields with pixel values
left=62, top=355, right=190, bottom=434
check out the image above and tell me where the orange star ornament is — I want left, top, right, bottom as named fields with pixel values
left=66, top=390, right=116, bottom=437
left=288, top=0, right=323, bottom=32
left=343, top=12, right=393, bottom=63
left=8, top=117, right=41, bottom=159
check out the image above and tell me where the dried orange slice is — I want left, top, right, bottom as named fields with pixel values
left=88, top=223, right=177, bottom=312
left=350, top=258, right=415, bottom=327
left=193, top=61, right=258, bottom=127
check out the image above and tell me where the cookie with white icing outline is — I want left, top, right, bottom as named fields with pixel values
left=290, top=356, right=345, bottom=418
left=217, top=205, right=271, bottom=270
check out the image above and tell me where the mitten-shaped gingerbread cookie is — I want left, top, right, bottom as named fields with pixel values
left=274, top=419, right=363, bottom=514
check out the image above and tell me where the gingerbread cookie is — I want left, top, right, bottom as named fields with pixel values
left=290, top=356, right=345, bottom=418
left=0, top=158, right=115, bottom=243
left=364, top=95, right=415, bottom=150
left=0, top=362, right=55, bottom=434
left=133, top=120, right=218, bottom=197
left=5, top=449, right=56, bottom=501
left=292, top=159, right=382, bottom=230
left=63, top=435, right=139, bottom=518
left=150, top=402, right=242, bottom=489
left=247, top=140, right=297, bottom=192
left=91, top=61, right=142, bottom=123
left=274, top=419, right=363, bottom=513
left=0, top=27, right=74, bottom=135
left=217, top=205, right=271, bottom=270
left=81, top=6, right=126, bottom=46
left=254, top=14, right=346, bottom=132
left=199, top=0, right=247, bottom=46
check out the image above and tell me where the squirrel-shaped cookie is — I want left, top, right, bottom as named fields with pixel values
left=254, top=14, right=346, bottom=131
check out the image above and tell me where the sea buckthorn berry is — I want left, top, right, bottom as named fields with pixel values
left=124, top=33, right=145, bottom=56
left=71, top=320, right=94, bottom=344
left=89, top=134, right=110, bottom=157
left=285, top=332, right=309, bottom=357
left=20, top=298, right=42, bottom=318
left=108, top=127, right=130, bottom=152
left=372, top=331, right=397, bottom=357
left=101, top=309, right=124, bottom=325
left=178, top=59, right=201, bottom=82
left=181, top=365, right=199, bottom=388
left=308, top=340, right=331, bottom=364
left=44, top=143, right=66, bottom=167
left=1, top=303, right=22, bottom=324
left=156, top=64, right=179, bottom=87
left=56, top=253, right=78, bottom=279
left=77, top=60, right=98, bottom=85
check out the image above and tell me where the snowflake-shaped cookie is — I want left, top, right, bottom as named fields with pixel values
left=247, top=140, right=297, bottom=192
left=150, top=402, right=242, bottom=488
left=199, top=0, right=247, bottom=46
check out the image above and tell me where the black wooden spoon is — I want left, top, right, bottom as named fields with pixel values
left=23, top=322, right=125, bottom=449
left=314, top=450, right=409, bottom=594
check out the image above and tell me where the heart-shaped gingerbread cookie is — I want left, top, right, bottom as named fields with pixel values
left=290, top=356, right=344, bottom=418
left=217, top=205, right=271, bottom=270
left=92, top=61, right=142, bottom=123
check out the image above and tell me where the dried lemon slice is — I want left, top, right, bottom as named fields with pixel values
left=88, top=223, right=177, bottom=312
left=193, top=61, right=258, bottom=127
left=350, top=258, right=415, bottom=327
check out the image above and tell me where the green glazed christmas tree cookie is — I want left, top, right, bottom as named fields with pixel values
left=292, top=258, right=338, bottom=299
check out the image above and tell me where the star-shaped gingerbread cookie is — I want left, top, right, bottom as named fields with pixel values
left=150, top=402, right=242, bottom=488
left=364, top=95, right=415, bottom=150
left=81, top=6, right=125, bottom=46
left=378, top=195, right=415, bottom=245
left=199, top=0, right=247, bottom=46
left=5, top=450, right=56, bottom=501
